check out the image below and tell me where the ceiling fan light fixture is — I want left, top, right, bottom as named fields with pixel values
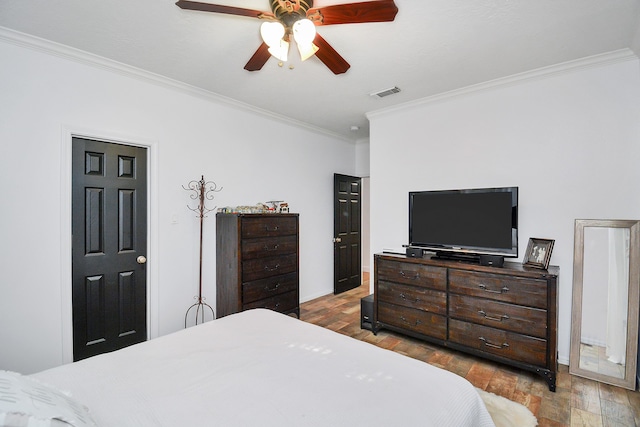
left=297, top=43, right=319, bottom=61
left=267, top=42, right=289, bottom=62
left=176, top=0, right=399, bottom=74
left=261, top=21, right=289, bottom=61
left=260, top=21, right=285, bottom=45
left=292, top=19, right=316, bottom=44
left=293, top=18, right=318, bottom=61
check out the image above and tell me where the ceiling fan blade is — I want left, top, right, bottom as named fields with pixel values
left=313, top=34, right=350, bottom=75
left=307, top=0, right=398, bottom=25
left=175, top=1, right=272, bottom=19
left=244, top=42, right=271, bottom=72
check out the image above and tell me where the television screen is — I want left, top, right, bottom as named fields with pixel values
left=409, top=187, right=518, bottom=257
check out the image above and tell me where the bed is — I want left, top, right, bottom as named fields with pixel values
left=2, top=309, right=495, bottom=426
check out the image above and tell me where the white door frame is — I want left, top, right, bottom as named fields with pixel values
left=59, top=125, right=159, bottom=364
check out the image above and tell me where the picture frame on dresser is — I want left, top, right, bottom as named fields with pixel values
left=523, top=238, right=555, bottom=269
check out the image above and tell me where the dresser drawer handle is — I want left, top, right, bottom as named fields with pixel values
left=478, top=284, right=509, bottom=294
left=399, top=271, right=420, bottom=280
left=478, top=310, right=509, bottom=322
left=399, top=316, right=421, bottom=326
left=265, top=283, right=281, bottom=292
left=479, top=337, right=509, bottom=349
left=264, top=264, right=280, bottom=272
left=399, top=293, right=420, bottom=303
left=263, top=244, right=279, bottom=252
left=265, top=225, right=280, bottom=232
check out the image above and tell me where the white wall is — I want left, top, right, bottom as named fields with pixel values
left=361, top=177, right=371, bottom=273
left=0, top=37, right=355, bottom=374
left=367, top=56, right=640, bottom=365
left=355, top=139, right=370, bottom=177
left=354, top=140, right=371, bottom=273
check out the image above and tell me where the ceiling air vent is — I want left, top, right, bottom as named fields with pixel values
left=370, top=86, right=401, bottom=98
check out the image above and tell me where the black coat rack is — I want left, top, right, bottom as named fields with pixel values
left=183, top=175, right=222, bottom=327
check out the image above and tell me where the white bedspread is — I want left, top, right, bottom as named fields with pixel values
left=33, top=309, right=495, bottom=426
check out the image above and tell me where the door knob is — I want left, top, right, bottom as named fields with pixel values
left=137, top=256, right=147, bottom=264
left=333, top=237, right=342, bottom=243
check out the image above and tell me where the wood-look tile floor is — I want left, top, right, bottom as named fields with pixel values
left=299, top=274, right=640, bottom=427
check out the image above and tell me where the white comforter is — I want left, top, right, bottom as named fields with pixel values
left=33, top=309, right=495, bottom=426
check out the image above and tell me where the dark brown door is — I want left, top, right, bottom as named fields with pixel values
left=72, top=137, right=147, bottom=361
left=333, top=173, right=361, bottom=294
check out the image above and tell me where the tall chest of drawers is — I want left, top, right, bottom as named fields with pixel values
left=374, top=253, right=559, bottom=391
left=216, top=213, right=299, bottom=318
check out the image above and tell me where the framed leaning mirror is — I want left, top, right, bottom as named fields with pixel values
left=569, top=219, right=640, bottom=390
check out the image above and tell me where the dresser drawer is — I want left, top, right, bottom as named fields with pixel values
left=449, top=319, right=547, bottom=366
left=242, top=253, right=297, bottom=282
left=242, top=272, right=298, bottom=304
left=242, top=289, right=298, bottom=313
left=378, top=302, right=447, bottom=340
left=241, top=235, right=297, bottom=260
left=377, top=259, right=446, bottom=291
left=241, top=216, right=297, bottom=238
left=449, top=270, right=548, bottom=309
left=378, top=281, right=446, bottom=315
left=449, top=294, right=547, bottom=338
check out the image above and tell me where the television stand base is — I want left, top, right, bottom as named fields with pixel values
left=479, top=254, right=505, bottom=267
left=432, top=252, right=480, bottom=264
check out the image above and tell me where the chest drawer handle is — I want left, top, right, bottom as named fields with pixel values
left=478, top=310, right=509, bottom=322
left=399, top=293, right=421, bottom=303
left=478, top=284, right=509, bottom=294
left=263, top=244, right=279, bottom=252
left=399, top=271, right=420, bottom=280
left=264, top=264, right=280, bottom=272
left=479, top=337, right=509, bottom=350
left=265, top=225, right=280, bottom=232
left=399, top=316, right=421, bottom=326
left=265, top=283, right=281, bottom=292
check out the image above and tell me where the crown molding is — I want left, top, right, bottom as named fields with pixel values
left=367, top=49, right=639, bottom=120
left=0, top=26, right=352, bottom=143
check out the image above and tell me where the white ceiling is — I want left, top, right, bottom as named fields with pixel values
left=1, top=0, right=639, bottom=141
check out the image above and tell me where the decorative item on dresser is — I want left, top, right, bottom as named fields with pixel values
left=216, top=213, right=300, bottom=318
left=523, top=237, right=555, bottom=270
left=374, top=253, right=559, bottom=391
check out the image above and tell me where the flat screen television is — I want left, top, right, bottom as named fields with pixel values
left=409, top=187, right=518, bottom=260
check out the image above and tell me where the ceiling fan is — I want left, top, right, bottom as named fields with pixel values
left=175, top=0, right=399, bottom=74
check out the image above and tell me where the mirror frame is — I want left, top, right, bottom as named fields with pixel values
left=569, top=219, right=640, bottom=390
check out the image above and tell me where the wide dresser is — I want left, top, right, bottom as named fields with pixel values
left=374, top=253, right=559, bottom=391
left=216, top=213, right=299, bottom=318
